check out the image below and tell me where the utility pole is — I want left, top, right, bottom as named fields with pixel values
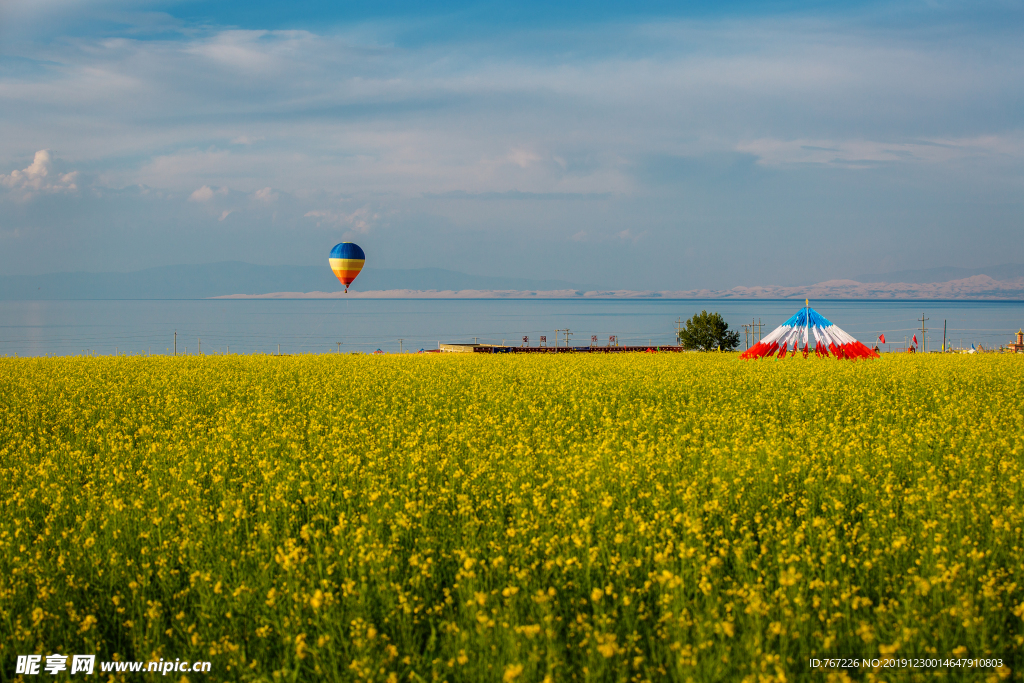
left=337, top=342, right=342, bottom=353
left=746, top=319, right=764, bottom=346
left=942, top=320, right=947, bottom=352
left=278, top=343, right=281, bottom=355
left=675, top=318, right=683, bottom=345
left=399, top=339, right=404, bottom=354
left=199, top=338, right=201, bottom=355
left=919, top=313, right=929, bottom=352
left=174, top=331, right=177, bottom=356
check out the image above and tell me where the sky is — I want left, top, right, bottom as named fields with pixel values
left=1, top=0, right=1022, bottom=290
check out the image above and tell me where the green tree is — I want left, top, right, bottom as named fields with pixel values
left=678, top=310, right=740, bottom=352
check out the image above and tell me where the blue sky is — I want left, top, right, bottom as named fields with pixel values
left=1, top=0, right=1022, bottom=289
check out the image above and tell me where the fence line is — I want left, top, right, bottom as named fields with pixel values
left=2, top=326, right=1020, bottom=357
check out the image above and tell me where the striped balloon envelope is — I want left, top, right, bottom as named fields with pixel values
left=329, top=242, right=365, bottom=293
left=741, top=302, right=879, bottom=360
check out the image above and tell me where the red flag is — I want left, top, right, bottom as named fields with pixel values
left=878, top=334, right=886, bottom=344
left=912, top=334, right=918, bottom=345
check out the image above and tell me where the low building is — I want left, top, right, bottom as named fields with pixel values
left=1009, top=329, right=1024, bottom=354
left=439, top=343, right=510, bottom=353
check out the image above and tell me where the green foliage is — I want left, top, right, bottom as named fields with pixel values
left=677, top=309, right=740, bottom=351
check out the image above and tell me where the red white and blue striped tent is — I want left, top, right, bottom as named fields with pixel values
left=741, top=302, right=879, bottom=360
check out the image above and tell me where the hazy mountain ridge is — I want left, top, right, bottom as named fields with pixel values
left=220, top=274, right=1024, bottom=300
left=3, top=263, right=1024, bottom=300
left=0, top=262, right=594, bottom=300
left=694, top=274, right=1024, bottom=299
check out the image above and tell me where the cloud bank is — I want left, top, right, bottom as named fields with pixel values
left=1, top=150, right=78, bottom=195
left=1, top=3, right=1022, bottom=288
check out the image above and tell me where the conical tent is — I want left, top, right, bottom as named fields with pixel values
left=740, top=304, right=879, bottom=360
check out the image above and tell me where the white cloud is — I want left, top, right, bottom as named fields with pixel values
left=133, top=150, right=234, bottom=192
left=736, top=135, right=1024, bottom=168
left=188, top=185, right=228, bottom=202
left=253, top=187, right=278, bottom=202
left=506, top=148, right=543, bottom=169
left=571, top=230, right=588, bottom=242
left=183, top=30, right=293, bottom=73
left=0, top=150, right=78, bottom=195
left=220, top=210, right=233, bottom=221
left=304, top=205, right=378, bottom=233
left=189, top=185, right=214, bottom=202
left=24, top=150, right=50, bottom=179
left=617, top=229, right=644, bottom=243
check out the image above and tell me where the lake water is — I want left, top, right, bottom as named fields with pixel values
left=2, top=298, right=1022, bottom=356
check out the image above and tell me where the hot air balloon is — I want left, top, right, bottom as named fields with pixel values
left=329, top=242, right=365, bottom=293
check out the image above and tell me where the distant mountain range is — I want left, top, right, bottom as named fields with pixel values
left=664, top=274, right=1024, bottom=300
left=3, top=262, right=1024, bottom=300
left=0, top=262, right=595, bottom=300
left=853, top=263, right=1024, bottom=284
left=219, top=274, right=1024, bottom=300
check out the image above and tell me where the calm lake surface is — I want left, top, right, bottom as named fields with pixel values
left=2, top=299, right=1023, bottom=356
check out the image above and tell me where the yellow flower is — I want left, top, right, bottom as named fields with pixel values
left=503, top=664, right=523, bottom=682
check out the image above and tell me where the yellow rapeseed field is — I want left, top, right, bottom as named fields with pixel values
left=1, top=353, right=1022, bottom=682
